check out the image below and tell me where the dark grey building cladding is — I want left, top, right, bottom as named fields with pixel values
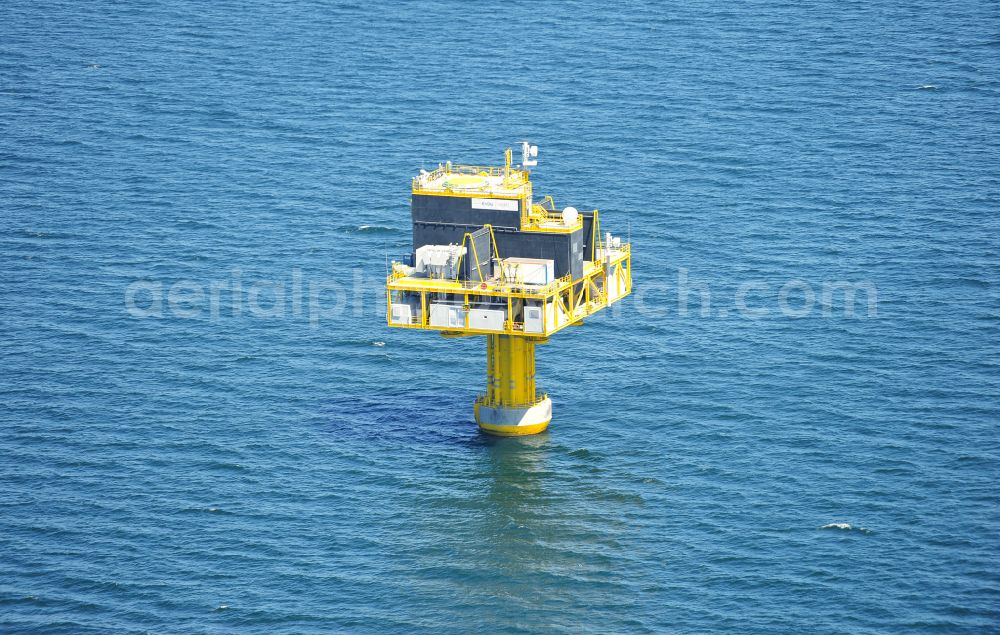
left=581, top=210, right=597, bottom=261
left=411, top=194, right=521, bottom=229
left=494, top=229, right=583, bottom=281
left=411, top=194, right=583, bottom=281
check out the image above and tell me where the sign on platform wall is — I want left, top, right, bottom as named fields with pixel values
left=471, top=198, right=519, bottom=212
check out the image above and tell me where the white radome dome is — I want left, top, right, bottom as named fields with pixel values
left=562, top=206, right=578, bottom=226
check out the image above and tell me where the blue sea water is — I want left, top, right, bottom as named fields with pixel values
left=2, top=0, right=999, bottom=632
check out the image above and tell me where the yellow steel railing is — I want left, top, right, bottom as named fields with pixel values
left=520, top=195, right=585, bottom=232
left=386, top=246, right=631, bottom=338
left=412, top=163, right=531, bottom=195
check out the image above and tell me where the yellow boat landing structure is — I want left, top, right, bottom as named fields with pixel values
left=386, top=144, right=632, bottom=435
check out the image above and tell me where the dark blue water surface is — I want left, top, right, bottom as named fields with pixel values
left=3, top=1, right=999, bottom=633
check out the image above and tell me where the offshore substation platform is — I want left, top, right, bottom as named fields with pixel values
left=385, top=143, right=632, bottom=435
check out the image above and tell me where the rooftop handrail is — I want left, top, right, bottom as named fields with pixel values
left=412, top=163, right=530, bottom=193
left=523, top=200, right=585, bottom=231
left=529, top=207, right=580, bottom=225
